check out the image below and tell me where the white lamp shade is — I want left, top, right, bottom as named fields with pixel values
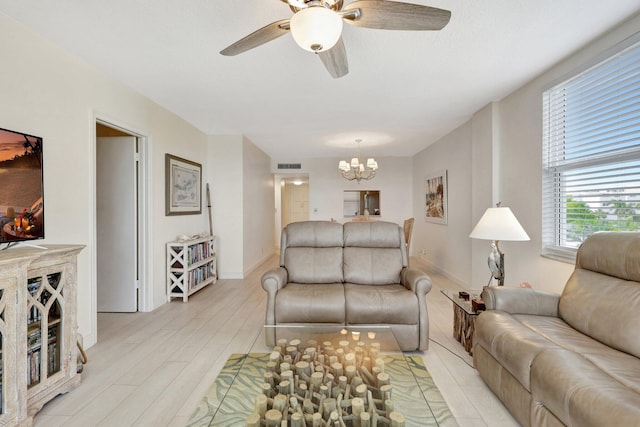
left=338, top=160, right=349, bottom=171
left=290, top=7, right=343, bottom=52
left=350, top=157, right=359, bottom=168
left=469, top=207, right=530, bottom=241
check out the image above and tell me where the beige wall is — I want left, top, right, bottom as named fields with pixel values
left=0, top=14, right=211, bottom=347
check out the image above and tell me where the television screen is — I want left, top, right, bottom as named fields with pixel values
left=0, top=127, right=44, bottom=244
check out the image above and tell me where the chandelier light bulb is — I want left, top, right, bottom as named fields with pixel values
left=290, top=6, right=343, bottom=52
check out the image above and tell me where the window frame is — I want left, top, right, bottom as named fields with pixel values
left=542, top=33, right=640, bottom=263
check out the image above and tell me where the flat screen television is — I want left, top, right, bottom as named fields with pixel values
left=0, top=127, right=44, bottom=245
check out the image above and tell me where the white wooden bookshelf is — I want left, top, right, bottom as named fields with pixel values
left=0, top=244, right=83, bottom=426
left=167, top=235, right=217, bottom=302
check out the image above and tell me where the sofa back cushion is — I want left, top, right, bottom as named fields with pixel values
left=282, top=221, right=344, bottom=283
left=559, top=232, right=640, bottom=358
left=343, top=222, right=405, bottom=285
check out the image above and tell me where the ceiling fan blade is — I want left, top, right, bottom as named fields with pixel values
left=343, top=0, right=450, bottom=31
left=318, top=37, right=349, bottom=78
left=220, top=19, right=291, bottom=56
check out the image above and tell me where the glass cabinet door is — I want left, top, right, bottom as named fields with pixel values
left=0, top=281, right=15, bottom=420
left=0, top=288, right=4, bottom=414
left=26, top=272, right=63, bottom=389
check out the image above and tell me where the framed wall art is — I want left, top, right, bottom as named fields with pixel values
left=165, top=154, right=202, bottom=216
left=425, top=170, right=447, bottom=224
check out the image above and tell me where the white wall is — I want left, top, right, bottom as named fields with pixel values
left=242, top=137, right=274, bottom=274
left=207, top=135, right=243, bottom=278
left=207, top=135, right=274, bottom=278
left=412, top=12, right=640, bottom=293
left=494, top=12, right=640, bottom=293
left=272, top=157, right=413, bottom=229
left=470, top=104, right=498, bottom=290
left=412, top=122, right=473, bottom=286
left=0, top=14, right=210, bottom=347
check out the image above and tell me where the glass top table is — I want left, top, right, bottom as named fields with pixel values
left=440, top=289, right=483, bottom=315
left=187, top=325, right=456, bottom=426
left=440, top=290, right=484, bottom=354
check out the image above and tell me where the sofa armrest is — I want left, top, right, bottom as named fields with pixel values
left=483, top=287, right=560, bottom=317
left=401, top=268, right=432, bottom=296
left=261, top=267, right=288, bottom=326
left=401, top=268, right=432, bottom=350
left=262, top=267, right=288, bottom=295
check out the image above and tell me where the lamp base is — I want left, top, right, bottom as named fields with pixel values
left=487, top=241, right=505, bottom=286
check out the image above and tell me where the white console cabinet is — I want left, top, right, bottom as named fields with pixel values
left=167, top=236, right=217, bottom=302
left=0, top=244, right=83, bottom=426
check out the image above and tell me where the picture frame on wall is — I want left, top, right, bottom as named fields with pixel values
left=165, top=154, right=202, bottom=216
left=425, top=170, right=447, bottom=224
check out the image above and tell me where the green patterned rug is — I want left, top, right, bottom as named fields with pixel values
left=187, top=353, right=457, bottom=426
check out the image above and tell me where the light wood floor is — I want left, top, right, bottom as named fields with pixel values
left=34, top=256, right=520, bottom=427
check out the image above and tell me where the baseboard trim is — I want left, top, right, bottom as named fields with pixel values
left=414, top=255, right=469, bottom=288
left=244, top=253, right=274, bottom=277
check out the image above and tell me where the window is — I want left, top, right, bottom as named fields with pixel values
left=542, top=38, right=640, bottom=261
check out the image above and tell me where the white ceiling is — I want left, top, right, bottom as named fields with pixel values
left=1, top=1, right=639, bottom=159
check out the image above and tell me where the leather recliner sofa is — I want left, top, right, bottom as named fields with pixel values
left=473, top=232, right=640, bottom=426
left=261, top=220, right=432, bottom=351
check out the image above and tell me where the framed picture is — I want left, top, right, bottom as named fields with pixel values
left=165, top=154, right=202, bottom=216
left=425, top=170, right=447, bottom=224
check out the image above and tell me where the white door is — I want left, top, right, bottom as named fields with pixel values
left=287, top=184, right=309, bottom=225
left=97, top=136, right=137, bottom=312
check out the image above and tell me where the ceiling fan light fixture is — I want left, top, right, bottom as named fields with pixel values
left=290, top=6, right=343, bottom=52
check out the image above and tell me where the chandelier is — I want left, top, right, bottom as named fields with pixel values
left=338, top=139, right=378, bottom=182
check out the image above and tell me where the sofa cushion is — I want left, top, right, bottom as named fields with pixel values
left=344, top=248, right=403, bottom=285
left=344, top=221, right=404, bottom=248
left=518, top=314, right=640, bottom=394
left=559, top=269, right=640, bottom=358
left=285, top=247, right=343, bottom=284
left=284, top=221, right=344, bottom=248
left=275, top=283, right=345, bottom=323
left=575, top=231, right=640, bottom=281
left=531, top=349, right=640, bottom=427
left=344, top=283, right=418, bottom=324
left=559, top=232, right=640, bottom=358
left=474, top=311, right=561, bottom=391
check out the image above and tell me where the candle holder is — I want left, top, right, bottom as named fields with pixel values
left=246, top=336, right=405, bottom=426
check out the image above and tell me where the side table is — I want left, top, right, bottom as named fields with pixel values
left=440, top=289, right=483, bottom=354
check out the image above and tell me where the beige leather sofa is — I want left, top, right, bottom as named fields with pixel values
left=473, top=232, right=640, bottom=427
left=261, top=220, right=432, bottom=351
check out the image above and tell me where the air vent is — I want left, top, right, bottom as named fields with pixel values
left=277, top=163, right=302, bottom=170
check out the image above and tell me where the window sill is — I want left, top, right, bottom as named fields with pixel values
left=541, top=246, right=577, bottom=264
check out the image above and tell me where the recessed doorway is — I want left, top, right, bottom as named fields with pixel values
left=94, top=120, right=150, bottom=318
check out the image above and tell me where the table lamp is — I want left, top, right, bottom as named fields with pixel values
left=469, top=203, right=530, bottom=286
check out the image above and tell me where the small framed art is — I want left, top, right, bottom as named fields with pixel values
left=425, top=170, right=447, bottom=224
left=165, top=154, right=202, bottom=216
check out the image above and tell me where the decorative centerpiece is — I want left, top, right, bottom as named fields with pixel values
left=246, top=330, right=406, bottom=427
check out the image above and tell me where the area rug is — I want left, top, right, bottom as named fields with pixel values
left=187, top=353, right=458, bottom=426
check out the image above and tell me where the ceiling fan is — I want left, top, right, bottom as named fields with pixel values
left=220, top=0, right=451, bottom=78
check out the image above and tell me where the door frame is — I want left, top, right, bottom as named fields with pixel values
left=91, top=112, right=153, bottom=341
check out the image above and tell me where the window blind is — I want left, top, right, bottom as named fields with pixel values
left=542, top=39, right=640, bottom=258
